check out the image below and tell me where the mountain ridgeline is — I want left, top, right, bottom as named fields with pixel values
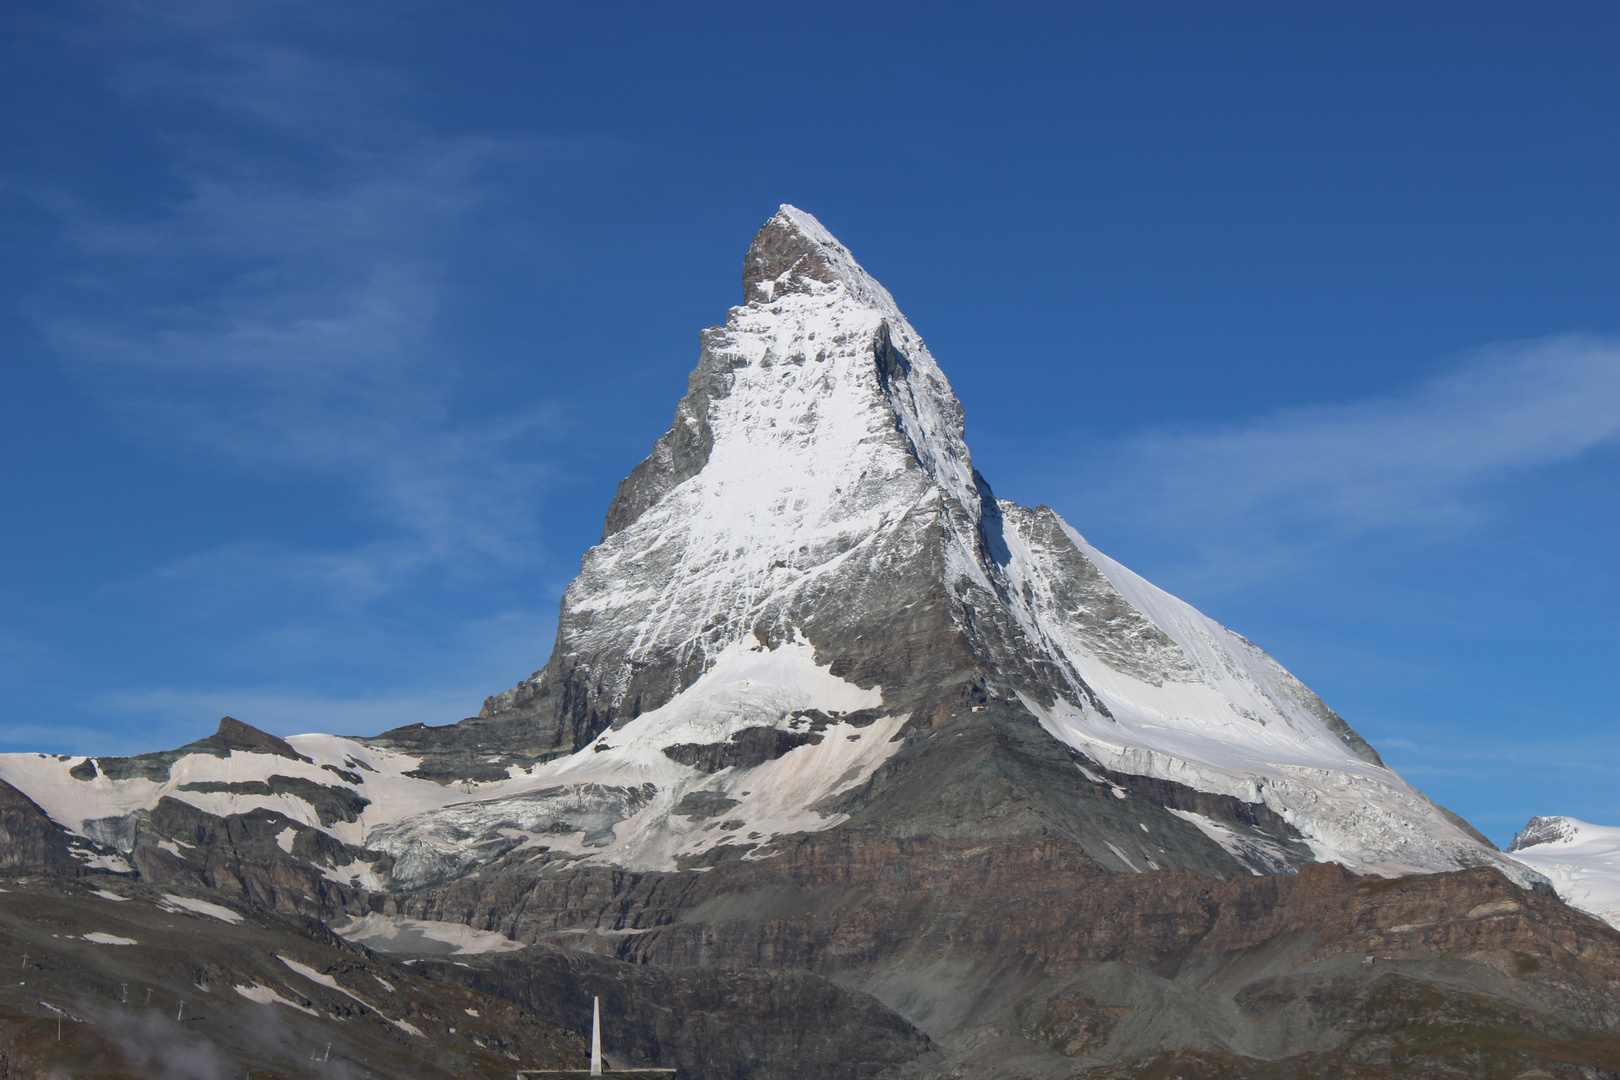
left=4, top=207, right=1620, bottom=1079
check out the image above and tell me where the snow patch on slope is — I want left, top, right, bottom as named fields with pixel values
left=1021, top=690, right=1507, bottom=880
left=0, top=638, right=900, bottom=885
left=332, top=913, right=527, bottom=956
left=234, top=982, right=317, bottom=1016
left=160, top=894, right=243, bottom=924
left=279, top=955, right=374, bottom=1009
left=0, top=729, right=529, bottom=854
left=369, top=635, right=902, bottom=878
left=1165, top=809, right=1294, bottom=876
left=991, top=510, right=1527, bottom=884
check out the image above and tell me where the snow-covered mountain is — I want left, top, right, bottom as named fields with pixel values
left=16, top=206, right=1620, bottom=1080
left=1507, top=816, right=1620, bottom=929
left=1, top=205, right=1532, bottom=894
left=377, top=205, right=1520, bottom=883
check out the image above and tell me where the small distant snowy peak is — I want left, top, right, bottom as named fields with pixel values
left=1510, top=816, right=1590, bottom=850
left=1506, top=816, right=1620, bottom=930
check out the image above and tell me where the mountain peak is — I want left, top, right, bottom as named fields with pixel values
left=1509, top=815, right=1586, bottom=851
left=1506, top=815, right=1620, bottom=929
left=741, top=205, right=895, bottom=311
left=374, top=206, right=1519, bottom=885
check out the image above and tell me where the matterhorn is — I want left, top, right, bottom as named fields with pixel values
left=373, top=204, right=1520, bottom=887
left=5, top=207, right=1620, bottom=1079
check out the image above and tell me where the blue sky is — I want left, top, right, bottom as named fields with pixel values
left=2, top=2, right=1616, bottom=846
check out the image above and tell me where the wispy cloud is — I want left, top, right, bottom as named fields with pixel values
left=0, top=597, right=557, bottom=754
left=1065, top=335, right=1620, bottom=588
left=26, top=2, right=619, bottom=598
left=0, top=2, right=622, bottom=745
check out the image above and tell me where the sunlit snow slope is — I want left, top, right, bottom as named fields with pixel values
left=1507, top=817, right=1620, bottom=929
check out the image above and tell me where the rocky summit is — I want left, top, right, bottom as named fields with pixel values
left=3, top=207, right=1620, bottom=1079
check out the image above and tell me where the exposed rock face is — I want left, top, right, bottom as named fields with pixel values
left=128, top=796, right=383, bottom=919
left=68, top=715, right=312, bottom=783
left=409, top=947, right=933, bottom=1080
left=1515, top=815, right=1586, bottom=849
left=0, top=778, right=85, bottom=876
left=182, top=775, right=367, bottom=823
left=0, top=876, right=582, bottom=1079
left=743, top=209, right=846, bottom=302
left=390, top=832, right=1620, bottom=1067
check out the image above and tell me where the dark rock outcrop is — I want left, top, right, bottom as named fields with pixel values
left=0, top=778, right=84, bottom=876
left=743, top=210, right=842, bottom=302
left=128, top=797, right=383, bottom=919
left=176, top=775, right=369, bottom=826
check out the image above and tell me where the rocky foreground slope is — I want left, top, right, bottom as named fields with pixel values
left=2, top=207, right=1619, bottom=1078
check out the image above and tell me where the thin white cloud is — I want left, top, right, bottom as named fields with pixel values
left=114, top=541, right=428, bottom=613
left=1065, top=335, right=1620, bottom=587
left=1377, top=726, right=1620, bottom=778
left=1370, top=721, right=1620, bottom=838
left=89, top=599, right=560, bottom=747
left=30, top=2, right=595, bottom=587
left=1, top=3, right=613, bottom=747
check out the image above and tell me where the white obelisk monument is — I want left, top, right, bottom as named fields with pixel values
left=590, top=995, right=603, bottom=1077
